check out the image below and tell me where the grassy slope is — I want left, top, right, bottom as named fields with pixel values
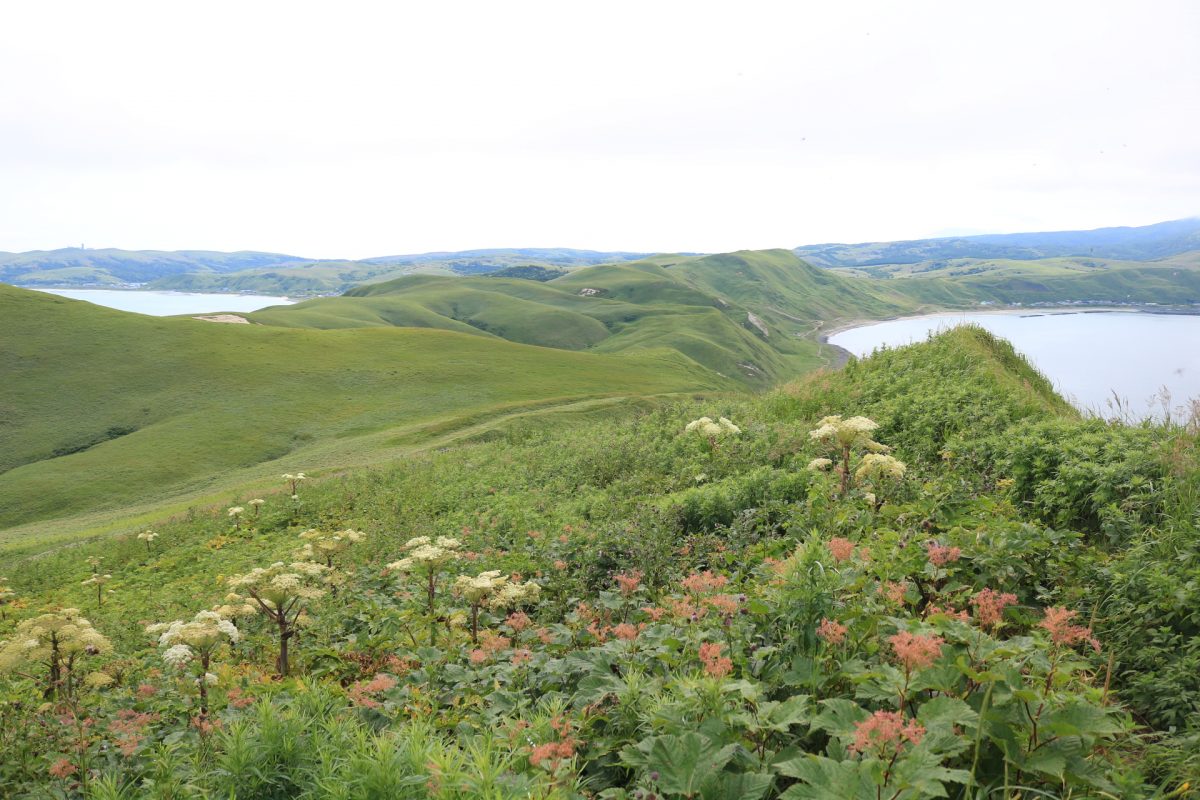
left=0, top=284, right=733, bottom=536
left=251, top=250, right=933, bottom=384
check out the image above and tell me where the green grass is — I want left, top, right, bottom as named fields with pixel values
left=251, top=250, right=931, bottom=385
left=0, top=284, right=733, bottom=537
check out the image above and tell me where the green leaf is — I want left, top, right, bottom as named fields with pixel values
left=700, top=771, right=774, bottom=800
left=1041, top=701, right=1123, bottom=738
left=916, top=696, right=978, bottom=732
left=626, top=733, right=738, bottom=797
left=810, top=698, right=868, bottom=738
left=775, top=755, right=876, bottom=799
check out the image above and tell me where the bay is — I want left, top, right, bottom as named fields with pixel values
left=35, top=288, right=294, bottom=316
left=828, top=311, right=1200, bottom=420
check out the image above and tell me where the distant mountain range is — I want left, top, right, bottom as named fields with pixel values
left=793, top=218, right=1200, bottom=267
left=2, top=218, right=1198, bottom=294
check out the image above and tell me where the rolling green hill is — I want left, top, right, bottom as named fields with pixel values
left=250, top=250, right=932, bottom=385
left=0, top=284, right=732, bottom=536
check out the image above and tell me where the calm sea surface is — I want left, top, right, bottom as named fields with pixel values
left=37, top=288, right=294, bottom=316
left=828, top=311, right=1200, bottom=420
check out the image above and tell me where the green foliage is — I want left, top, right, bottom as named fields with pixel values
left=0, top=328, right=1196, bottom=798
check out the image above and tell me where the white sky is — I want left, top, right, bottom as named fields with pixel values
left=1, top=1, right=1197, bottom=258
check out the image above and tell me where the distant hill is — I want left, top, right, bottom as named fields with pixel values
left=0, top=246, right=655, bottom=293
left=795, top=218, right=1200, bottom=267
left=250, top=250, right=925, bottom=385
left=0, top=248, right=305, bottom=286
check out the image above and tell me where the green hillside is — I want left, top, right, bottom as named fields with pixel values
left=251, top=250, right=932, bottom=385
left=3, top=327, right=1197, bottom=795
left=0, top=285, right=732, bottom=537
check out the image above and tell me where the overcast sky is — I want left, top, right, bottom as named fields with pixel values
left=1, top=1, right=1197, bottom=258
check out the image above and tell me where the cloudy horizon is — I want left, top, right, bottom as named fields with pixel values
left=2, top=0, right=1197, bottom=259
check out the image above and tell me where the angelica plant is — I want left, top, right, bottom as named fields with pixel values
left=388, top=536, right=461, bottom=645
left=0, top=609, right=112, bottom=698
left=227, top=506, right=244, bottom=531
left=137, top=529, right=158, bottom=555
left=808, top=414, right=903, bottom=495
left=81, top=573, right=111, bottom=608
left=227, top=562, right=327, bottom=676
left=147, top=610, right=240, bottom=716
left=282, top=472, right=307, bottom=496
left=454, top=570, right=508, bottom=643
left=0, top=578, right=15, bottom=620
left=683, top=416, right=740, bottom=450
left=297, top=528, right=366, bottom=568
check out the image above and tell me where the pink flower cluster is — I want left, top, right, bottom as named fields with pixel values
left=971, top=588, right=1018, bottom=628
left=925, top=541, right=962, bottom=566
left=614, top=570, right=643, bottom=596
left=1040, top=606, right=1101, bottom=652
left=816, top=617, right=848, bottom=646
left=699, top=641, right=733, bottom=678
left=888, top=631, right=945, bottom=671
left=850, top=710, right=926, bottom=755
left=828, top=537, right=856, bottom=562
left=681, top=570, right=729, bottom=594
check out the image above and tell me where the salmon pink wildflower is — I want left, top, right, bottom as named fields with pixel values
left=681, top=570, right=728, bottom=594
left=613, top=623, right=640, bottom=641
left=506, top=611, right=531, bottom=632
left=971, top=588, right=1018, bottom=628
left=699, top=641, right=733, bottom=678
left=925, top=541, right=962, bottom=566
left=850, top=710, right=925, bottom=756
left=889, top=631, right=945, bottom=671
left=817, top=617, right=848, bottom=646
left=614, top=570, right=643, bottom=595
left=827, top=537, right=856, bottom=562
left=879, top=580, right=908, bottom=605
left=1040, top=606, right=1101, bottom=652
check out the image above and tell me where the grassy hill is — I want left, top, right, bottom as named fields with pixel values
left=251, top=250, right=935, bottom=385
left=0, top=284, right=732, bottom=538
left=2, top=327, right=1196, bottom=795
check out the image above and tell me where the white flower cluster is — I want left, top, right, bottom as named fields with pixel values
left=855, top=453, right=907, bottom=482
left=211, top=592, right=258, bottom=619
left=0, top=609, right=112, bottom=673
left=297, top=528, right=367, bottom=563
left=227, top=562, right=328, bottom=609
left=146, top=610, right=241, bottom=670
left=454, top=570, right=507, bottom=604
left=807, top=457, right=834, bottom=472
left=137, top=530, right=158, bottom=543
left=684, top=416, right=741, bottom=437
left=808, top=415, right=886, bottom=451
left=387, top=536, right=462, bottom=572
left=82, top=573, right=112, bottom=587
left=227, top=506, right=244, bottom=517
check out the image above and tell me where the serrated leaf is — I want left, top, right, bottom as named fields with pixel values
left=810, top=698, right=868, bottom=737
left=775, top=755, right=876, bottom=800
left=626, top=733, right=738, bottom=796
left=700, top=771, right=774, bottom=800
